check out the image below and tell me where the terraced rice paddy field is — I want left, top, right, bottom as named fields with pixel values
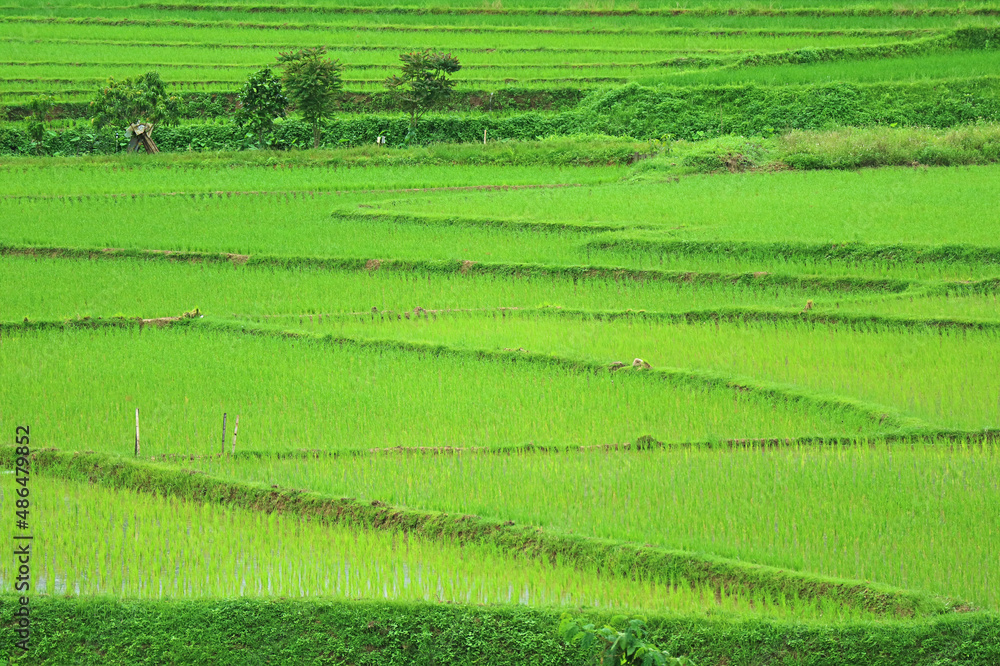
left=2, top=0, right=1000, bottom=664
left=0, top=8, right=995, bottom=104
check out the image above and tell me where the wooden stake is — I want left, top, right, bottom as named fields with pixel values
left=134, top=408, right=140, bottom=457
left=483, top=128, right=487, bottom=145
left=221, top=412, right=227, bottom=455
left=231, top=415, right=240, bottom=455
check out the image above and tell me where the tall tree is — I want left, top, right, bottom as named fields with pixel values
left=276, top=47, right=343, bottom=149
left=89, top=71, right=180, bottom=134
left=385, top=50, right=461, bottom=137
left=235, top=68, right=288, bottom=148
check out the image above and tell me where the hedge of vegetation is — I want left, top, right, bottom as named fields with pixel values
left=4, top=78, right=1000, bottom=155
left=1, top=595, right=998, bottom=665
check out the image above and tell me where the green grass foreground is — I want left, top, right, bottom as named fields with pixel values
left=0, top=595, right=998, bottom=665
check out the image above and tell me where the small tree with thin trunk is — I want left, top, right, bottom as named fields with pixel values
left=235, top=67, right=288, bottom=148
left=384, top=50, right=461, bottom=138
left=276, top=47, right=343, bottom=149
left=24, top=95, right=54, bottom=154
left=89, top=71, right=180, bottom=151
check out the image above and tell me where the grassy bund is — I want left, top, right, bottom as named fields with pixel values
left=2, top=0, right=1000, bottom=663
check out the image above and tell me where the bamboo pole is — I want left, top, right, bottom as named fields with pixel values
left=231, top=415, right=240, bottom=455
left=221, top=412, right=227, bottom=456
left=134, top=408, right=140, bottom=457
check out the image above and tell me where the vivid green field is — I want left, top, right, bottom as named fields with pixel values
left=3, top=147, right=1000, bottom=663
left=5, top=163, right=1000, bottom=269
left=2, top=0, right=1000, bottom=663
left=0, top=0, right=996, bottom=108
left=0, top=474, right=904, bottom=620
left=0, top=324, right=887, bottom=453
left=188, top=442, right=1000, bottom=610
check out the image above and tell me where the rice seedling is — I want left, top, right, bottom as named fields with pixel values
left=188, top=440, right=1000, bottom=610
left=656, top=50, right=1000, bottom=86
left=0, top=324, right=885, bottom=456
left=344, top=165, right=1000, bottom=246
left=0, top=255, right=870, bottom=320
left=5, top=164, right=1000, bottom=280
left=0, top=474, right=883, bottom=621
left=0, top=11, right=983, bottom=111
left=0, top=19, right=949, bottom=61
left=837, top=291, right=1000, bottom=320
left=4, top=195, right=599, bottom=263
left=0, top=162, right=615, bottom=197
left=300, top=310, right=1000, bottom=429
left=0, top=33, right=903, bottom=72
left=3, top=0, right=1000, bottom=657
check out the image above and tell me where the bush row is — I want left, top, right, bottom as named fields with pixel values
left=576, top=78, right=1000, bottom=140
left=4, top=78, right=1000, bottom=155
left=2, top=87, right=588, bottom=121
left=622, top=125, right=1000, bottom=183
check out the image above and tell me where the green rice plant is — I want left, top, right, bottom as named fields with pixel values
left=359, top=165, right=1000, bottom=246
left=0, top=162, right=617, bottom=197
left=5, top=164, right=1000, bottom=276
left=1, top=195, right=613, bottom=263
left=0, top=33, right=907, bottom=70
left=3, top=0, right=993, bottom=14
left=587, top=240, right=1000, bottom=281
left=5, top=30, right=968, bottom=92
left=0, top=474, right=883, bottom=620
left=299, top=310, right=1000, bottom=429
left=0, top=13, right=985, bottom=103
left=188, top=441, right=1000, bottom=610
left=836, top=291, right=1000, bottom=320
left=5, top=147, right=1000, bottom=281
left=0, top=66, right=680, bottom=90
left=655, top=50, right=1000, bottom=86
left=0, top=17, right=962, bottom=53
left=0, top=255, right=879, bottom=320
left=2, top=20, right=913, bottom=59
left=3, top=0, right=999, bottom=644
left=14, top=37, right=973, bottom=90
left=0, top=324, right=886, bottom=456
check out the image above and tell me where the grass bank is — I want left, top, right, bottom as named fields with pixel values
left=0, top=595, right=996, bottom=665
